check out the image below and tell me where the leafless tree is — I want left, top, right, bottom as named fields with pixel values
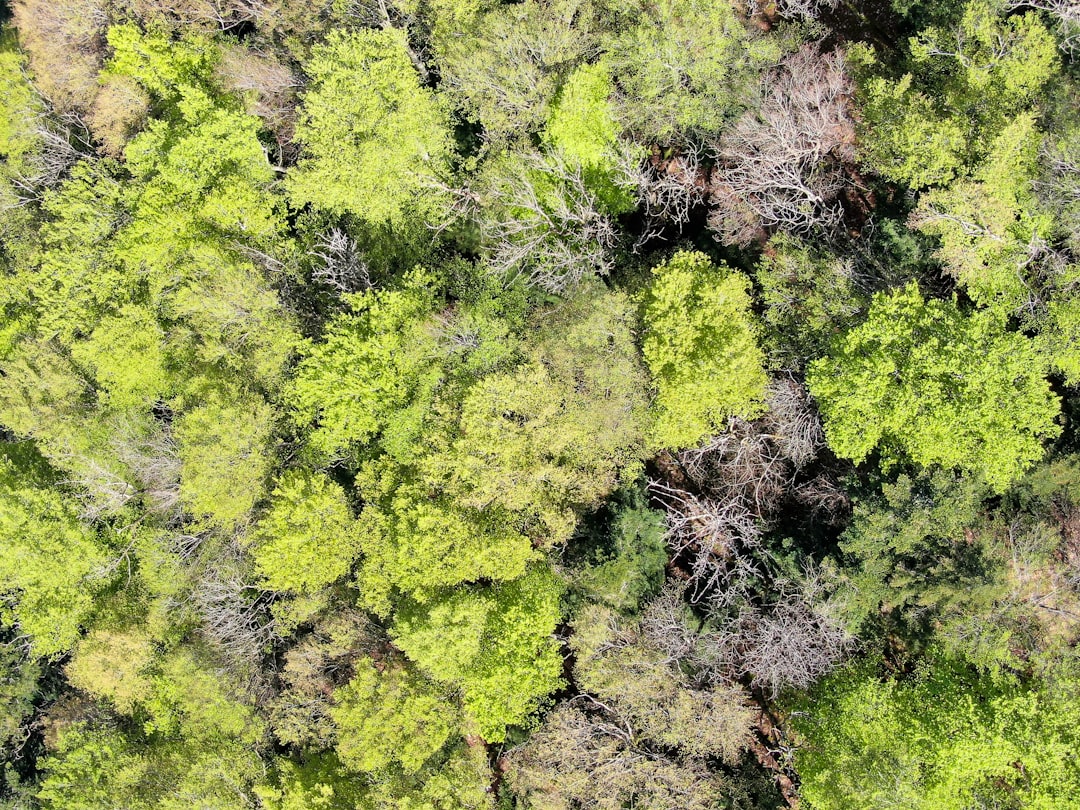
left=748, top=0, right=840, bottom=20
left=734, top=595, right=852, bottom=696
left=217, top=45, right=301, bottom=159
left=112, top=420, right=183, bottom=519
left=639, top=583, right=700, bottom=664
left=479, top=151, right=617, bottom=293
left=310, top=227, right=370, bottom=295
left=707, top=45, right=855, bottom=246
left=690, top=574, right=852, bottom=696
left=6, top=115, right=91, bottom=206
left=763, top=376, right=826, bottom=470
left=613, top=141, right=708, bottom=247
left=506, top=704, right=730, bottom=810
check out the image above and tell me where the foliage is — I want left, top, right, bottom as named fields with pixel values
left=247, top=469, right=361, bottom=594
left=604, top=0, right=783, bottom=139
left=807, top=283, right=1060, bottom=491
left=851, top=2, right=1059, bottom=187
left=391, top=566, right=565, bottom=742
left=288, top=29, right=453, bottom=225
left=331, top=659, right=459, bottom=774
left=792, top=654, right=1080, bottom=810
left=642, top=251, right=769, bottom=449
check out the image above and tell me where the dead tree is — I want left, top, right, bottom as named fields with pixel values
left=479, top=151, right=617, bottom=293
left=749, top=0, right=840, bottom=20
left=763, top=376, right=826, bottom=470
left=707, top=45, right=855, bottom=246
left=613, top=141, right=708, bottom=248
left=310, top=227, right=370, bottom=295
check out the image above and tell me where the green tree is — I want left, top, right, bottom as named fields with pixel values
left=246, top=469, right=361, bottom=594
left=174, top=390, right=276, bottom=529
left=353, top=459, right=537, bottom=615
left=288, top=29, right=453, bottom=225
left=391, top=566, right=564, bottom=742
left=286, top=272, right=443, bottom=461
left=604, top=0, right=782, bottom=139
left=791, top=654, right=1080, bottom=810
left=910, top=114, right=1055, bottom=314
left=642, top=251, right=769, bottom=450
left=436, top=0, right=597, bottom=143
left=807, top=283, right=1059, bottom=491
left=331, top=658, right=459, bottom=774
left=542, top=61, right=636, bottom=214
left=836, top=470, right=1005, bottom=640
left=851, top=2, right=1058, bottom=187
left=0, top=452, right=113, bottom=657
left=422, top=287, right=649, bottom=544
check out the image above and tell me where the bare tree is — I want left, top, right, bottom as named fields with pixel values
left=763, top=376, right=826, bottom=470
left=479, top=151, right=617, bottom=293
left=707, top=45, right=855, bottom=246
left=733, top=595, right=852, bottom=696
left=748, top=0, right=840, bottom=20
left=613, top=141, right=708, bottom=247
left=217, top=45, right=301, bottom=160
left=689, top=574, right=852, bottom=696
left=310, top=227, right=370, bottom=295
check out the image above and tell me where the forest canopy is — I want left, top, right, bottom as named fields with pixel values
left=1, top=0, right=1080, bottom=808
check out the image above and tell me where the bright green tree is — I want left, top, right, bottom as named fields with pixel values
left=288, top=29, right=453, bottom=225
left=851, top=2, right=1058, bottom=187
left=911, top=115, right=1055, bottom=314
left=642, top=251, right=769, bottom=450
left=807, top=283, right=1059, bottom=491
left=331, top=659, right=460, bottom=774
left=353, top=459, right=537, bottom=615
left=286, top=273, right=442, bottom=461
left=0, top=452, right=113, bottom=657
left=391, top=566, right=564, bottom=742
left=174, top=390, right=276, bottom=529
left=792, top=654, right=1080, bottom=810
left=247, top=469, right=361, bottom=594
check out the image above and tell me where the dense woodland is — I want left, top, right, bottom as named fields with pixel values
left=1, top=0, right=1080, bottom=807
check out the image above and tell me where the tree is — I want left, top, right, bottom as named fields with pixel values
left=246, top=469, right=361, bottom=594
left=910, top=114, right=1058, bottom=315
left=436, top=0, right=597, bottom=143
left=836, top=470, right=1002, bottom=635
left=331, top=658, right=460, bottom=774
left=791, top=654, right=1080, bottom=810
left=851, top=2, right=1058, bottom=188
left=69, top=304, right=170, bottom=410
left=755, top=233, right=870, bottom=366
left=421, top=287, right=649, bottom=544
left=0, top=451, right=113, bottom=657
left=707, top=46, right=855, bottom=246
left=476, top=149, right=619, bottom=293
left=353, top=460, right=538, bottom=615
left=286, top=272, right=442, bottom=461
left=641, top=251, right=769, bottom=450
left=808, top=283, right=1059, bottom=491
left=174, top=390, right=277, bottom=529
left=287, top=29, right=453, bottom=226
left=542, top=61, right=636, bottom=215
left=11, top=0, right=108, bottom=114
left=390, top=566, right=564, bottom=742
left=507, top=705, right=731, bottom=810
left=571, top=603, right=758, bottom=764
left=603, top=0, right=782, bottom=140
